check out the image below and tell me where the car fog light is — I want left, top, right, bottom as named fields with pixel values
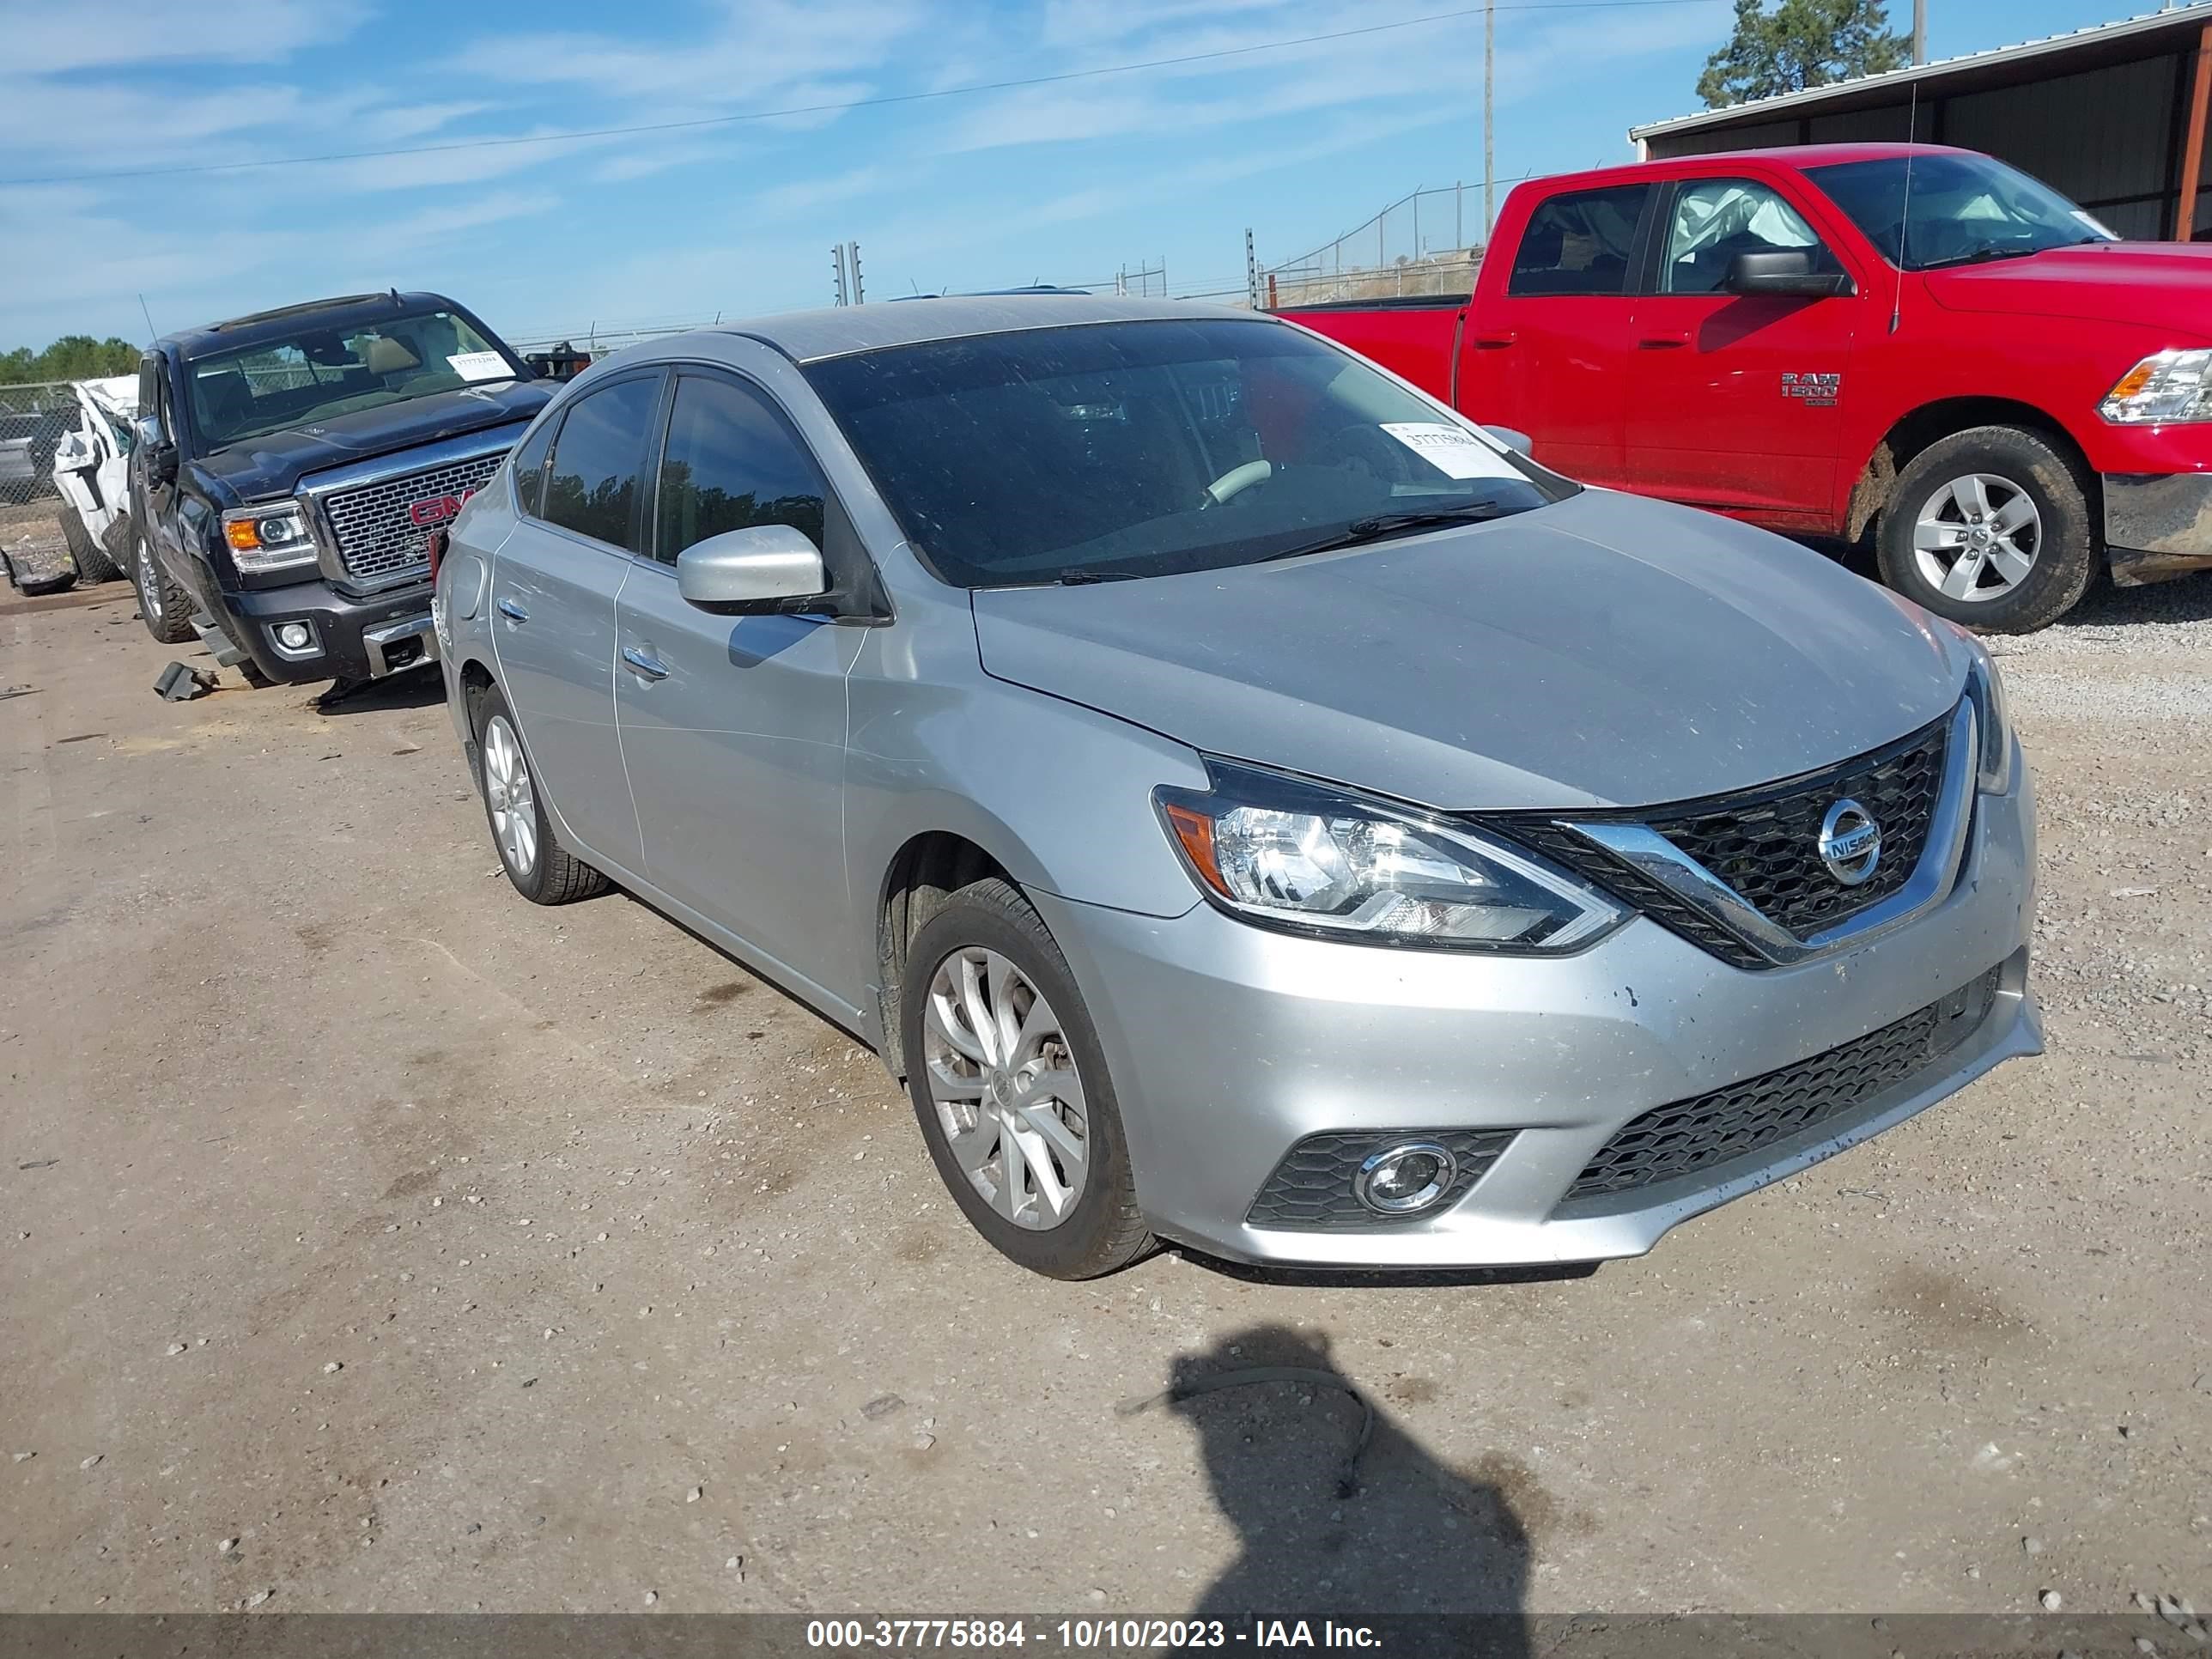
left=1353, top=1142, right=1458, bottom=1215
left=276, top=623, right=311, bottom=650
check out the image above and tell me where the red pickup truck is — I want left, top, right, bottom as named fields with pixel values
left=1288, top=143, right=2212, bottom=632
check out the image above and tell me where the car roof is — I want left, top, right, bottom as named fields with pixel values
left=1531, top=142, right=1972, bottom=195
left=704, top=294, right=1254, bottom=365
left=159, top=290, right=469, bottom=362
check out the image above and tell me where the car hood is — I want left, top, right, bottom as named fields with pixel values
left=1924, top=241, right=2212, bottom=335
left=191, top=380, right=550, bottom=504
left=969, top=489, right=1966, bottom=812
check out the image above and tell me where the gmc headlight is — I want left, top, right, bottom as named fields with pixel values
left=222, top=505, right=316, bottom=574
left=2099, top=349, right=2212, bottom=424
left=1949, top=626, right=2014, bottom=794
left=1156, top=761, right=1624, bottom=952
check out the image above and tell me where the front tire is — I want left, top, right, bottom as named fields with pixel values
left=469, top=684, right=609, bottom=905
left=900, top=877, right=1154, bottom=1279
left=1876, top=425, right=2095, bottom=634
left=133, top=528, right=196, bottom=644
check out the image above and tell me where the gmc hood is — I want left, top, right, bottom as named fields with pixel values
left=191, top=380, right=551, bottom=504
left=970, top=489, right=1966, bottom=812
left=1925, top=240, right=2212, bottom=335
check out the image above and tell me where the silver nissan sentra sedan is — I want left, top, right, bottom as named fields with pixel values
left=431, top=295, right=2039, bottom=1279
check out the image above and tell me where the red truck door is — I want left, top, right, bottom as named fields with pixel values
left=1622, top=173, right=1863, bottom=523
left=1467, top=181, right=1656, bottom=488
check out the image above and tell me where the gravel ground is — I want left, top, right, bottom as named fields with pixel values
left=1, top=535, right=2207, bottom=1621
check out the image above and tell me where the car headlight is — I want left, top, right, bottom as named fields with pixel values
left=1155, top=760, right=1625, bottom=952
left=222, top=504, right=317, bottom=574
left=1947, top=625, right=2014, bottom=794
left=2099, top=349, right=2212, bottom=424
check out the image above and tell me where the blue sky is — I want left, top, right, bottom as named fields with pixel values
left=0, top=0, right=2141, bottom=351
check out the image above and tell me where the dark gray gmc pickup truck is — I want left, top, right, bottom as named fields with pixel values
left=127, top=291, right=552, bottom=690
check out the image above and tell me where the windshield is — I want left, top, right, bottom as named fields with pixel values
left=1807, top=153, right=2117, bottom=271
left=183, top=308, right=523, bottom=451
left=803, top=319, right=1571, bottom=588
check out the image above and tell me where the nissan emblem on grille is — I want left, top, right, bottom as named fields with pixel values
left=1818, top=799, right=1881, bottom=886
left=318, top=450, right=507, bottom=589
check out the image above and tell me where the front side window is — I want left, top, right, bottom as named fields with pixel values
left=652, top=374, right=828, bottom=565
left=181, top=308, right=525, bottom=452
left=1807, top=153, right=2115, bottom=270
left=1506, top=185, right=1650, bottom=297
left=1660, top=179, right=1838, bottom=295
left=805, top=319, right=1571, bottom=589
left=542, top=375, right=661, bottom=549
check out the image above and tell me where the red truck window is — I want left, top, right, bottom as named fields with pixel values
left=1657, top=179, right=1842, bottom=295
left=1507, top=185, right=1650, bottom=298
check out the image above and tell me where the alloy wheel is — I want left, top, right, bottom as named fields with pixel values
left=481, top=714, right=538, bottom=877
left=1911, top=472, right=2041, bottom=603
left=137, top=538, right=161, bottom=623
left=920, top=946, right=1091, bottom=1230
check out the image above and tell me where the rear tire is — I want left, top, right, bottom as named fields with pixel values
left=468, top=684, right=608, bottom=905
left=133, top=528, right=196, bottom=644
left=900, top=877, right=1154, bottom=1279
left=61, top=506, right=123, bottom=583
left=1876, top=425, right=2095, bottom=634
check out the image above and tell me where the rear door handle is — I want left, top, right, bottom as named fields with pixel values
left=1470, top=331, right=1517, bottom=349
left=622, top=645, right=669, bottom=681
left=496, top=596, right=529, bottom=623
left=1638, top=333, right=1692, bottom=349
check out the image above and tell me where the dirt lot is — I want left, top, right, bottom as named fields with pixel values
left=2, top=527, right=2209, bottom=1621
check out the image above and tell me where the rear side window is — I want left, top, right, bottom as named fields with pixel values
left=509, top=414, right=556, bottom=517
left=1507, top=185, right=1650, bottom=297
left=651, top=374, right=829, bottom=564
left=542, top=375, right=661, bottom=549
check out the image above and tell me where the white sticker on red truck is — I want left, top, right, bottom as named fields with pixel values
left=1376, top=422, right=1517, bottom=481
left=447, top=351, right=511, bottom=383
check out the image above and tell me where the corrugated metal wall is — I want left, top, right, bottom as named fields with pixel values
left=1645, top=46, right=2196, bottom=240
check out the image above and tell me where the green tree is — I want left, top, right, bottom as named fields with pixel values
left=1697, top=0, right=1911, bottom=108
left=0, top=334, right=143, bottom=385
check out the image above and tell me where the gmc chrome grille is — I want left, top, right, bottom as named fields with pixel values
left=318, top=449, right=507, bottom=589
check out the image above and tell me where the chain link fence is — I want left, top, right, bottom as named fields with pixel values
left=0, top=382, right=78, bottom=509
left=1263, top=185, right=1488, bottom=308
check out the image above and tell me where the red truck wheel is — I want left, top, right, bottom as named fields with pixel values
left=1877, top=425, right=2095, bottom=635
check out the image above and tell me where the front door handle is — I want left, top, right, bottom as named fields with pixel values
left=1638, top=332, right=1692, bottom=349
left=1470, top=331, right=1517, bottom=349
left=496, top=596, right=529, bottom=623
left=621, top=645, right=669, bottom=681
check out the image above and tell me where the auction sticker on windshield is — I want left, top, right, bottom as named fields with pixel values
left=447, top=351, right=511, bottom=382
left=1378, top=422, right=1518, bottom=480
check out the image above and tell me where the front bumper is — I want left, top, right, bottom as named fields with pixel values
left=2102, top=471, right=2212, bottom=586
left=1035, top=759, right=2038, bottom=1269
left=218, top=575, right=439, bottom=684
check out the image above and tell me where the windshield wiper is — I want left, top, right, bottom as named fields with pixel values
left=1258, top=503, right=1508, bottom=565
left=1056, top=569, right=1145, bottom=585
left=1920, top=245, right=2045, bottom=270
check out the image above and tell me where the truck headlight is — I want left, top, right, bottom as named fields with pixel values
left=1156, top=760, right=1624, bottom=952
left=1946, top=624, right=2014, bottom=794
left=2099, top=349, right=2212, bottom=424
left=222, top=505, right=317, bottom=574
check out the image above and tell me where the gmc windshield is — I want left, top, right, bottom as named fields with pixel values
left=804, top=319, right=1571, bottom=588
left=184, top=308, right=526, bottom=451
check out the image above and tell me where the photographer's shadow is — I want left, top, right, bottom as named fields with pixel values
left=1146, top=1325, right=1530, bottom=1656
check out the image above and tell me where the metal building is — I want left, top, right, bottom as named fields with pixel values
left=1630, top=4, right=2212, bottom=240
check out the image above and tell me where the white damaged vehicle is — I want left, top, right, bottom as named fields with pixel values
left=50, top=374, right=137, bottom=584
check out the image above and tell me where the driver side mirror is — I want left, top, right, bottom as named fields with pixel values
left=136, top=416, right=177, bottom=483
left=1483, top=425, right=1534, bottom=456
left=1725, top=250, right=1854, bottom=298
left=676, top=524, right=829, bottom=615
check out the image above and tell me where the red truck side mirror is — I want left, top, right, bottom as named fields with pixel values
left=1726, top=251, right=1855, bottom=298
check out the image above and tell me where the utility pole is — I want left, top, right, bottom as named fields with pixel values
left=1244, top=228, right=1261, bottom=309
left=848, top=240, right=865, bottom=305
left=1912, top=0, right=1927, bottom=64
left=832, top=245, right=848, bottom=307
left=1484, top=0, right=1496, bottom=235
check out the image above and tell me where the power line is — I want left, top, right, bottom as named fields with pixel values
left=3, top=0, right=1727, bottom=188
